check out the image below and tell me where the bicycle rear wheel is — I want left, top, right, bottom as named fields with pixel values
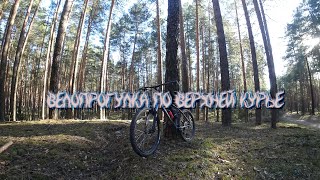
left=178, top=109, right=195, bottom=142
left=130, top=108, right=160, bottom=157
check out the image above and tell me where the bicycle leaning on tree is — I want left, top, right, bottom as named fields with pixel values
left=129, top=81, right=195, bottom=157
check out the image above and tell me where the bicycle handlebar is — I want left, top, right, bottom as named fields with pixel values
left=138, top=80, right=179, bottom=91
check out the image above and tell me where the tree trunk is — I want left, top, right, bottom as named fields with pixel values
left=69, top=0, right=89, bottom=93
left=100, top=0, right=115, bottom=120
left=49, top=0, right=74, bottom=119
left=78, top=3, right=96, bottom=93
left=67, top=0, right=89, bottom=119
left=201, top=25, right=206, bottom=121
left=42, top=0, right=62, bottom=120
left=207, top=9, right=213, bottom=122
left=10, top=0, right=41, bottom=121
left=156, top=0, right=162, bottom=88
left=186, top=22, right=193, bottom=90
left=0, top=0, right=21, bottom=121
left=299, top=74, right=305, bottom=115
left=164, top=0, right=180, bottom=138
left=241, top=0, right=261, bottom=125
left=234, top=0, right=248, bottom=122
left=179, top=0, right=189, bottom=92
left=212, top=0, right=232, bottom=126
left=129, top=32, right=138, bottom=92
left=305, top=57, right=315, bottom=115
left=253, top=0, right=278, bottom=128
left=128, top=31, right=137, bottom=120
left=195, top=0, right=200, bottom=121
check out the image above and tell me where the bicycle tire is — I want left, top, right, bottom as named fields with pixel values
left=130, top=108, right=160, bottom=157
left=178, top=109, right=195, bottom=142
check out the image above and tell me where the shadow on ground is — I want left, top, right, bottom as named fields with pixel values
left=0, top=119, right=319, bottom=179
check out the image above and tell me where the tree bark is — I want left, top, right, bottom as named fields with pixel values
left=305, top=57, right=315, bottom=115
left=179, top=0, right=189, bottom=92
left=164, top=0, right=180, bottom=138
left=69, top=0, right=89, bottom=94
left=201, top=25, right=207, bottom=121
left=66, top=0, right=89, bottom=119
left=241, top=0, right=261, bottom=125
left=156, top=0, right=162, bottom=88
left=49, top=0, right=74, bottom=119
left=212, top=0, right=232, bottom=126
left=186, top=22, right=193, bottom=90
left=78, top=3, right=96, bottom=93
left=100, top=0, right=115, bottom=120
left=0, top=0, right=21, bottom=121
left=234, top=0, right=248, bottom=122
left=195, top=0, right=200, bottom=121
left=155, top=0, right=163, bottom=120
left=253, top=0, right=278, bottom=128
left=10, top=0, right=41, bottom=121
left=299, top=73, right=305, bottom=115
left=129, top=32, right=138, bottom=92
left=42, top=0, right=62, bottom=120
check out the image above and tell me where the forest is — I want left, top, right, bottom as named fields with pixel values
left=0, top=0, right=320, bottom=179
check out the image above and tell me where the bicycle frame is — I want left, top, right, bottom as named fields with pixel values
left=137, top=80, right=189, bottom=131
left=152, top=102, right=189, bottom=130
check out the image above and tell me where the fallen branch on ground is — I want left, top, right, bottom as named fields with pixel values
left=0, top=141, right=13, bottom=154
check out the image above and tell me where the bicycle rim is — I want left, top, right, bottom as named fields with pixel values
left=130, top=108, right=160, bottom=157
left=179, top=109, right=195, bottom=141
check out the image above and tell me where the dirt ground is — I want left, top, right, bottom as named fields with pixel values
left=0, top=115, right=320, bottom=179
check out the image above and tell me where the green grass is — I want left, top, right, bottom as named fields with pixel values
left=0, top=119, right=319, bottom=179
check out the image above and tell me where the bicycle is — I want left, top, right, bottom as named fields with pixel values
left=129, top=81, right=195, bottom=157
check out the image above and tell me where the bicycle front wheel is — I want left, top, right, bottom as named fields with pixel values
left=130, top=108, right=160, bottom=157
left=178, top=109, right=195, bottom=142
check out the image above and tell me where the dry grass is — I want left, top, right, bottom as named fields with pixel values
left=0, top=118, right=319, bottom=179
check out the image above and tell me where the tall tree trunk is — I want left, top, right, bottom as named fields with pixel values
left=179, top=0, right=189, bottom=92
left=186, top=22, right=193, bottom=90
left=49, top=0, right=74, bottom=119
left=156, top=0, right=163, bottom=126
left=207, top=8, right=213, bottom=122
left=241, top=0, right=261, bottom=125
left=100, top=0, right=115, bottom=120
left=195, top=0, right=200, bottom=121
left=212, top=0, right=232, bottom=126
left=129, top=32, right=138, bottom=92
left=78, top=3, right=96, bottom=93
left=69, top=0, right=89, bottom=93
left=164, top=0, right=180, bottom=138
left=0, top=0, right=21, bottom=121
left=299, top=73, right=305, bottom=115
left=235, top=1, right=247, bottom=93
left=127, top=31, right=137, bottom=120
left=201, top=25, right=207, bottom=121
left=234, top=0, right=248, bottom=122
left=67, top=0, right=89, bottom=119
left=258, top=0, right=274, bottom=65
left=10, top=0, right=40, bottom=121
left=42, top=0, right=62, bottom=120
left=295, top=82, right=299, bottom=114
left=305, top=57, right=315, bottom=115
left=156, top=0, right=162, bottom=88
left=253, top=0, right=278, bottom=128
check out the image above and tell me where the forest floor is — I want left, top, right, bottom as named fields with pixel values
left=0, top=114, right=320, bottom=179
left=282, top=113, right=320, bottom=129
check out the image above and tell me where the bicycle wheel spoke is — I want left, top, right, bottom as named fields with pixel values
left=130, top=107, right=161, bottom=157
left=138, top=134, right=146, bottom=149
left=135, top=131, right=145, bottom=142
